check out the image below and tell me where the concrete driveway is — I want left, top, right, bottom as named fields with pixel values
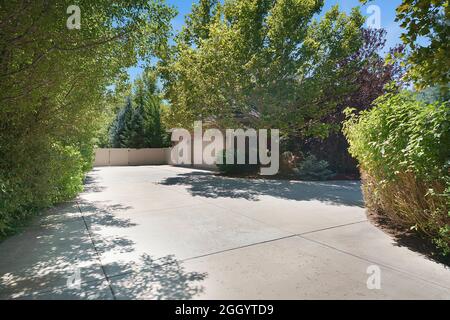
left=0, top=165, right=449, bottom=299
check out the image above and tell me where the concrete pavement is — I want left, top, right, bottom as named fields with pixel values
left=0, top=166, right=449, bottom=299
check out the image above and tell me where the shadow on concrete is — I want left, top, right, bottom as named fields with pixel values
left=16, top=253, right=207, bottom=300
left=367, top=210, right=450, bottom=266
left=0, top=204, right=105, bottom=299
left=109, top=254, right=207, bottom=299
left=78, top=201, right=137, bottom=229
left=159, top=171, right=364, bottom=207
left=0, top=198, right=208, bottom=299
left=82, top=172, right=107, bottom=193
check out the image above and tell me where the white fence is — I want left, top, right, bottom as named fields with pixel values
left=94, top=148, right=170, bottom=167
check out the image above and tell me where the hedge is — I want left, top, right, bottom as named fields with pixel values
left=343, top=90, right=450, bottom=255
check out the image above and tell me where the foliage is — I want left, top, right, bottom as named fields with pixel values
left=279, top=151, right=300, bottom=175
left=343, top=90, right=450, bottom=255
left=109, top=69, right=170, bottom=148
left=362, top=0, right=449, bottom=91
left=161, top=0, right=366, bottom=140
left=182, top=0, right=220, bottom=46
left=95, top=77, right=133, bottom=148
left=417, top=85, right=450, bottom=104
left=296, top=154, right=334, bottom=181
left=0, top=1, right=175, bottom=237
left=216, top=149, right=259, bottom=175
left=110, top=98, right=135, bottom=148
left=303, top=28, right=406, bottom=174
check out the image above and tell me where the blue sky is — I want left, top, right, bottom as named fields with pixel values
left=128, top=0, right=405, bottom=81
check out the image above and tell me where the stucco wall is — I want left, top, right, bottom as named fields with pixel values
left=94, top=145, right=219, bottom=171
left=94, top=148, right=169, bottom=167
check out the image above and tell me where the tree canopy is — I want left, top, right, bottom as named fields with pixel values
left=362, top=0, right=449, bottom=91
left=161, top=0, right=366, bottom=140
left=109, top=69, right=170, bottom=149
left=0, top=1, right=175, bottom=235
left=1, top=0, right=444, bottom=241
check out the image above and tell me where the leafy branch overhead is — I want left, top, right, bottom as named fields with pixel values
left=361, top=0, right=449, bottom=90
left=160, top=0, right=367, bottom=139
left=0, top=1, right=176, bottom=236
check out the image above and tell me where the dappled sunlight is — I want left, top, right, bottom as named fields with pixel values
left=0, top=217, right=103, bottom=299
left=0, top=197, right=208, bottom=299
left=110, top=254, right=207, bottom=300
left=78, top=201, right=137, bottom=229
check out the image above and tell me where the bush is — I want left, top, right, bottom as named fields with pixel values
left=216, top=149, right=259, bottom=175
left=0, top=141, right=91, bottom=237
left=296, top=154, right=334, bottom=181
left=343, top=90, right=450, bottom=255
left=279, top=151, right=301, bottom=175
left=0, top=1, right=174, bottom=238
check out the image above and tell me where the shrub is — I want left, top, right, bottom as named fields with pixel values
left=0, top=141, right=90, bottom=237
left=216, top=149, right=259, bottom=175
left=0, top=2, right=175, bottom=238
left=296, top=154, right=334, bottom=181
left=279, top=151, right=301, bottom=175
left=343, top=90, right=450, bottom=255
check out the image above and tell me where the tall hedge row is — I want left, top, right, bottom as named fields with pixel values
left=0, top=1, right=175, bottom=237
left=344, top=90, right=450, bottom=255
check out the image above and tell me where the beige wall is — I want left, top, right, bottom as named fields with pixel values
left=109, top=149, right=129, bottom=166
left=128, top=148, right=166, bottom=166
left=94, top=149, right=110, bottom=167
left=94, top=148, right=169, bottom=167
left=94, top=145, right=219, bottom=171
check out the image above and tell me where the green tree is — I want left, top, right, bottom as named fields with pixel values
left=95, top=76, right=133, bottom=148
left=182, top=0, right=220, bottom=46
left=0, top=1, right=175, bottom=236
left=161, top=0, right=365, bottom=141
left=109, top=69, right=169, bottom=148
left=110, top=98, right=134, bottom=148
left=144, top=97, right=167, bottom=147
left=362, top=0, right=449, bottom=90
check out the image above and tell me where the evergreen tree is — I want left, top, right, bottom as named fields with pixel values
left=110, top=98, right=134, bottom=148
left=109, top=69, right=169, bottom=148
left=128, top=79, right=148, bottom=148
left=145, top=96, right=166, bottom=148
